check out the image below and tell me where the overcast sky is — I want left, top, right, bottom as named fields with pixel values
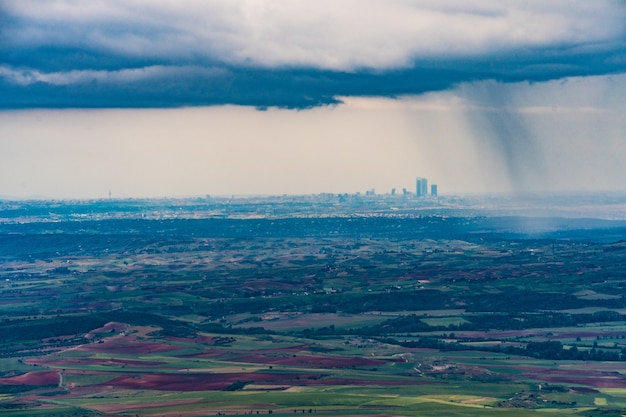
left=1, top=1, right=625, bottom=198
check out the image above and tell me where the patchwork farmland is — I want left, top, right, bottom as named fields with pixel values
left=2, top=197, right=626, bottom=416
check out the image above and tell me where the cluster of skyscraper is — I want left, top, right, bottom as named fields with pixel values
left=416, top=177, right=437, bottom=197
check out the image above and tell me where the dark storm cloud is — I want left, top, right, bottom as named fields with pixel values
left=1, top=1, right=625, bottom=109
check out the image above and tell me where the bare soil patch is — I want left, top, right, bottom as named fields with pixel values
left=96, top=371, right=433, bottom=391
left=0, top=370, right=58, bottom=385
left=77, top=336, right=182, bottom=355
left=505, top=365, right=626, bottom=388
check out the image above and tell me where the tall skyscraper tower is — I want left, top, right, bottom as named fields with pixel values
left=416, top=177, right=428, bottom=197
left=431, top=184, right=438, bottom=197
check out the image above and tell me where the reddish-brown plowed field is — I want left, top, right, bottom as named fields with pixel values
left=28, top=357, right=166, bottom=367
left=0, top=370, right=58, bottom=385
left=541, top=376, right=626, bottom=388
left=101, top=371, right=433, bottom=391
left=505, top=366, right=626, bottom=388
left=105, top=371, right=320, bottom=391
left=231, top=353, right=385, bottom=368
left=77, top=337, right=182, bottom=354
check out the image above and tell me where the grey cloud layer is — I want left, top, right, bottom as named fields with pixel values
left=1, top=0, right=625, bottom=108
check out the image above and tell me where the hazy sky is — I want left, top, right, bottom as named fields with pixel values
left=1, top=1, right=625, bottom=198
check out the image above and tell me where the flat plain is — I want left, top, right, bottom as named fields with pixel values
left=2, top=195, right=626, bottom=416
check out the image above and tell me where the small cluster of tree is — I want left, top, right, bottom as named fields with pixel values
left=225, top=380, right=249, bottom=391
